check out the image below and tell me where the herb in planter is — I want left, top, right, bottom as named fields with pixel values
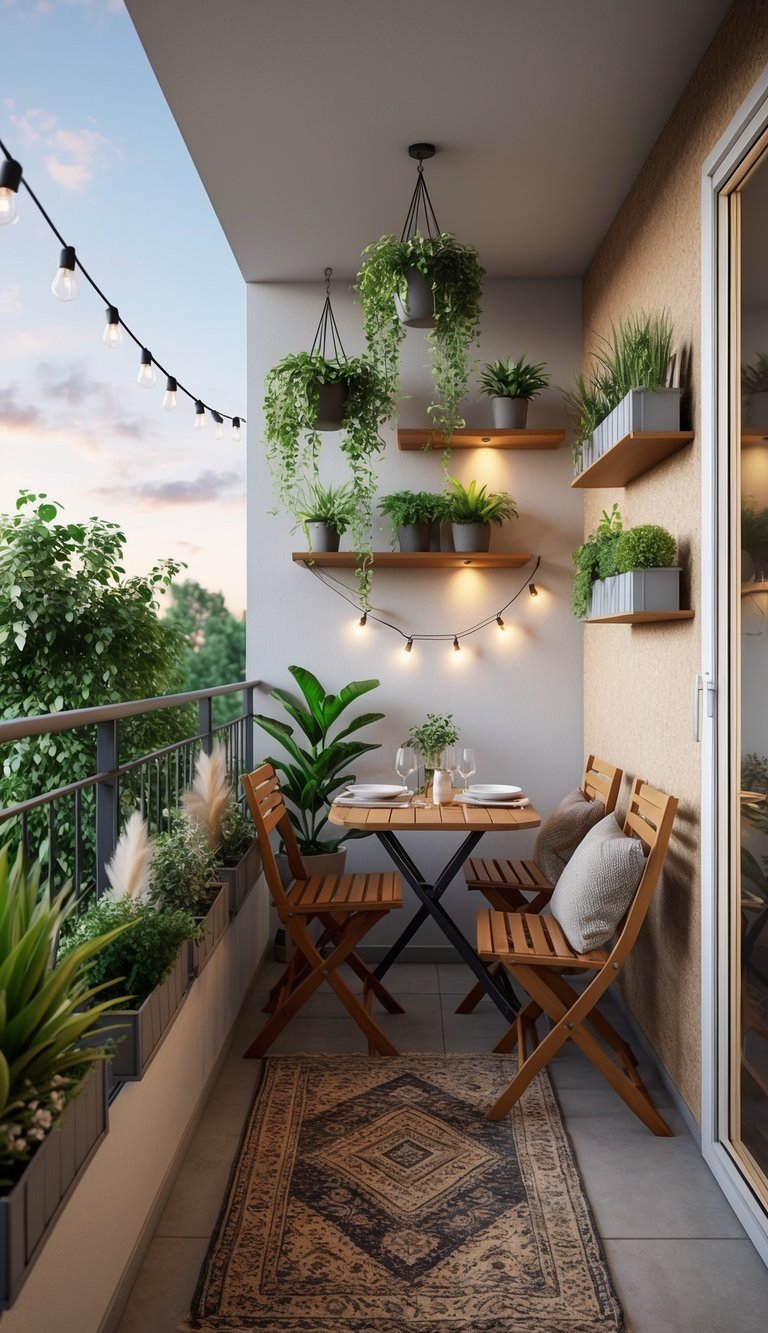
left=571, top=504, right=623, bottom=619
left=565, top=312, right=674, bottom=467
left=264, top=350, right=392, bottom=604
left=357, top=232, right=484, bottom=442
left=378, top=490, right=448, bottom=546
left=613, top=524, right=676, bottom=573
left=255, top=665, right=383, bottom=855
left=294, top=480, right=357, bottom=547
left=446, top=477, right=517, bottom=526
left=150, top=814, right=218, bottom=916
left=408, top=713, right=460, bottom=767
left=479, top=355, right=549, bottom=400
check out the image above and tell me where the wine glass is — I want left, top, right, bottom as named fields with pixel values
left=442, top=746, right=459, bottom=792
left=395, top=745, right=417, bottom=793
left=458, top=747, right=477, bottom=791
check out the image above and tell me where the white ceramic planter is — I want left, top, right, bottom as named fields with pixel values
left=588, top=567, right=682, bottom=618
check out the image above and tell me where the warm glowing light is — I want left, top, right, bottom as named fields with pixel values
left=51, top=246, right=78, bottom=301
left=194, top=400, right=207, bottom=429
left=162, top=376, right=178, bottom=411
left=404, top=637, right=413, bottom=653
left=213, top=410, right=224, bottom=439
left=496, top=615, right=506, bottom=632
left=102, top=305, right=122, bottom=348
left=529, top=583, right=539, bottom=599
left=0, top=158, right=22, bottom=226
left=137, top=348, right=156, bottom=386
left=453, top=636, right=461, bottom=653
left=232, top=416, right=242, bottom=441
left=354, top=611, right=368, bottom=633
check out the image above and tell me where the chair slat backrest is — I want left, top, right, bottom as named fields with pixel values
left=610, top=777, right=679, bottom=965
left=242, top=763, right=307, bottom=910
left=582, top=754, right=622, bottom=814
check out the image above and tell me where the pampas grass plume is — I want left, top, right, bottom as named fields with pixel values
left=183, top=741, right=232, bottom=849
left=106, top=811, right=155, bottom=902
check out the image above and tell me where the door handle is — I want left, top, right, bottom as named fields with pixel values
left=693, top=674, right=703, bottom=743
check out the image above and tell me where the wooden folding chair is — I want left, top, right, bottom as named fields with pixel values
left=242, top=763, right=404, bottom=1058
left=476, top=778, right=678, bottom=1134
left=456, top=755, right=623, bottom=1014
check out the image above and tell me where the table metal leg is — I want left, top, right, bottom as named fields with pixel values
left=373, top=830, right=519, bottom=1023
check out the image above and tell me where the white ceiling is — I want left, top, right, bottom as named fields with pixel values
left=126, top=0, right=733, bottom=281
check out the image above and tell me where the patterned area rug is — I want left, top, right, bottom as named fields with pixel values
left=182, top=1055, right=626, bottom=1332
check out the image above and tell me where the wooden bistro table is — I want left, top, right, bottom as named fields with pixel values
left=329, top=795, right=541, bottom=1024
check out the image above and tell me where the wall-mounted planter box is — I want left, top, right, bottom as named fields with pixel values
left=93, top=944, right=190, bottom=1082
left=588, top=568, right=682, bottom=620
left=188, top=883, right=229, bottom=978
left=0, top=1063, right=108, bottom=1309
left=574, top=388, right=682, bottom=480
left=216, top=839, right=261, bottom=916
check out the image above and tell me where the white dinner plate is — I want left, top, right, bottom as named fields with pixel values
left=456, top=793, right=529, bottom=808
left=466, top=783, right=522, bottom=799
left=334, top=795, right=412, bottom=807
left=343, top=784, right=409, bottom=799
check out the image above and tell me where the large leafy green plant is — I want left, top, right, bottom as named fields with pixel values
left=357, top=232, right=484, bottom=441
left=254, top=666, right=383, bottom=854
left=0, top=848, right=130, bottom=1186
left=614, top=524, right=676, bottom=573
left=264, top=352, right=391, bottom=605
left=446, top=477, right=517, bottom=526
left=571, top=504, right=624, bottom=618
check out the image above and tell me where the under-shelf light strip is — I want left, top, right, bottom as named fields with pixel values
left=307, top=555, right=542, bottom=651
left=0, top=137, right=245, bottom=433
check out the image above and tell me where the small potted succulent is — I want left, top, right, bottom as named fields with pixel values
left=294, top=480, right=357, bottom=553
left=479, top=354, right=550, bottom=429
left=150, top=813, right=227, bottom=978
left=182, top=742, right=260, bottom=915
left=446, top=476, right=518, bottom=553
left=407, top=712, right=460, bottom=803
left=743, top=352, right=768, bottom=429
left=378, top=490, right=448, bottom=552
left=357, top=232, right=484, bottom=441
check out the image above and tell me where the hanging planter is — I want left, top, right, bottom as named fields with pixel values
left=264, top=269, right=392, bottom=606
left=357, top=144, right=484, bottom=446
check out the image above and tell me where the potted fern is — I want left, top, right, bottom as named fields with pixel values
left=0, top=846, right=133, bottom=1305
left=446, top=476, right=518, bottom=553
left=567, top=312, right=677, bottom=474
left=59, top=814, right=200, bottom=1081
left=378, top=490, right=448, bottom=552
left=183, top=742, right=261, bottom=915
left=479, top=354, right=550, bottom=428
left=357, top=232, right=484, bottom=441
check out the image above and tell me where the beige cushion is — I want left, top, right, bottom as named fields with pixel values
left=549, top=813, right=646, bottom=953
left=534, top=788, right=605, bottom=884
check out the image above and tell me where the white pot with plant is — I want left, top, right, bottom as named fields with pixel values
left=479, top=354, right=550, bottom=429
left=446, top=476, right=518, bottom=553
left=407, top=712, right=460, bottom=804
left=294, top=480, right=357, bottom=554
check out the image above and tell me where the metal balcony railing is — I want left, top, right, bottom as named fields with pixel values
left=0, top=680, right=261, bottom=901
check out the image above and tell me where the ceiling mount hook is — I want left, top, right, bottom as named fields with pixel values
left=310, top=266, right=347, bottom=363
left=401, top=144, right=440, bottom=241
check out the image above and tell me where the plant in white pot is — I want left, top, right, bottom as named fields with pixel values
left=446, top=476, right=518, bottom=553
left=407, top=712, right=460, bottom=804
left=378, top=490, right=449, bottom=553
left=478, top=354, right=550, bottom=429
left=254, top=665, right=384, bottom=881
left=293, top=480, right=357, bottom=554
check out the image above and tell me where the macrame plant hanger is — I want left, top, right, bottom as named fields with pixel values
left=310, top=267, right=347, bottom=362
left=400, top=143, right=441, bottom=241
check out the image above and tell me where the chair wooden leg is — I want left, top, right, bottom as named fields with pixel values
left=493, top=998, right=541, bottom=1054
left=455, top=961, right=504, bottom=1015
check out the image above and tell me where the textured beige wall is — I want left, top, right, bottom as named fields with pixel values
left=583, top=0, right=768, bottom=1121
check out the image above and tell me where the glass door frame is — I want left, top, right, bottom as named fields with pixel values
left=701, top=64, right=768, bottom=1264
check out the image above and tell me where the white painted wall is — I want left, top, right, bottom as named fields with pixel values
left=1, top=886, right=270, bottom=1333
left=246, top=278, right=584, bottom=951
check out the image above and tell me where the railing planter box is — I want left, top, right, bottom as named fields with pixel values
left=575, top=388, right=681, bottom=477
left=0, top=1063, right=108, bottom=1309
left=588, top=568, right=682, bottom=619
left=93, top=944, right=190, bottom=1082
left=216, top=839, right=261, bottom=916
left=188, top=883, right=229, bottom=978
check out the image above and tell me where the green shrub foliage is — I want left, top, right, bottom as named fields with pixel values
left=613, top=524, right=676, bottom=573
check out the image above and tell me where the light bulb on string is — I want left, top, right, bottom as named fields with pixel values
left=0, top=158, right=22, bottom=226
left=162, top=376, right=178, bottom=411
left=212, top=410, right=224, bottom=440
left=231, top=416, right=241, bottom=441
left=404, top=637, right=414, bottom=654
left=453, top=636, right=461, bottom=653
left=102, top=305, right=122, bottom=349
left=355, top=611, right=368, bottom=632
left=194, top=400, right=207, bottom=430
left=496, top=615, right=506, bottom=633
left=51, top=245, right=78, bottom=301
left=137, top=348, right=156, bottom=386
left=529, top=583, right=539, bottom=599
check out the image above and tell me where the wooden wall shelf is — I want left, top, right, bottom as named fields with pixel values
left=585, top=610, right=695, bottom=624
left=398, top=428, right=565, bottom=451
left=292, top=551, right=532, bottom=569
left=742, top=430, right=768, bottom=447
left=742, top=582, right=768, bottom=596
left=571, top=431, right=694, bottom=489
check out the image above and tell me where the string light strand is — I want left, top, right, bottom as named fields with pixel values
left=0, top=136, right=245, bottom=428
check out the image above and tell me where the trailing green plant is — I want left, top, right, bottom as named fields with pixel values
left=264, top=351, right=391, bottom=605
left=254, top=666, right=383, bottom=855
left=0, top=847, right=131, bottom=1186
left=356, top=231, right=484, bottom=441
left=407, top=713, right=460, bottom=767
left=58, top=896, right=199, bottom=1009
left=446, top=477, right=517, bottom=526
left=149, top=813, right=218, bottom=916
left=565, top=311, right=674, bottom=466
left=742, top=352, right=768, bottom=396
left=293, top=480, right=357, bottom=546
left=378, top=490, right=448, bottom=545
left=571, top=504, right=624, bottom=619
left=479, top=354, right=549, bottom=400
left=614, top=524, right=676, bottom=573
